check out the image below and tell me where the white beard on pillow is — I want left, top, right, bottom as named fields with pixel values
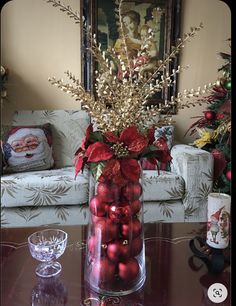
left=6, top=127, right=53, bottom=168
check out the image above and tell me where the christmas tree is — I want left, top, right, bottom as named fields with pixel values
left=186, top=49, right=231, bottom=194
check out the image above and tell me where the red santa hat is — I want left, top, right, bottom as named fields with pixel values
left=211, top=206, right=224, bottom=221
left=7, top=127, right=46, bottom=144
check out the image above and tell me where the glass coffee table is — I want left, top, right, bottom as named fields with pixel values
left=0, top=223, right=231, bottom=305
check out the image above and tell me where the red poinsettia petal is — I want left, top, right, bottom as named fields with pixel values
left=104, top=131, right=120, bottom=143
left=74, top=155, right=85, bottom=178
left=128, top=136, right=148, bottom=153
left=147, top=127, right=155, bottom=144
left=86, top=142, right=113, bottom=162
left=86, top=124, right=93, bottom=138
left=120, top=159, right=141, bottom=181
left=154, top=136, right=168, bottom=150
left=82, top=124, right=93, bottom=149
left=81, top=139, right=86, bottom=150
left=120, top=126, right=140, bottom=145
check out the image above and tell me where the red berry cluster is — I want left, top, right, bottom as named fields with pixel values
left=87, top=179, right=143, bottom=285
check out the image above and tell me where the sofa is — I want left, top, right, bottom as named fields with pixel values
left=1, top=110, right=214, bottom=228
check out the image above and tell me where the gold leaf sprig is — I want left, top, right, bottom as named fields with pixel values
left=45, top=1, right=213, bottom=133
left=45, top=0, right=80, bottom=23
left=176, top=83, right=215, bottom=109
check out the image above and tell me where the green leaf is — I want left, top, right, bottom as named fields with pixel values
left=90, top=161, right=106, bottom=180
left=90, top=131, right=104, bottom=143
left=140, top=145, right=157, bottom=158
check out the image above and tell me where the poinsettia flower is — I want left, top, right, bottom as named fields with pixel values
left=105, top=125, right=148, bottom=155
left=86, top=142, right=113, bottom=162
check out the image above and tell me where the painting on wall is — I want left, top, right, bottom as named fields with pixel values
left=82, top=0, right=181, bottom=114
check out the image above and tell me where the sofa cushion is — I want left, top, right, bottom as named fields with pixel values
left=1, top=167, right=89, bottom=208
left=2, top=123, right=54, bottom=173
left=11, top=110, right=90, bottom=168
left=143, top=170, right=185, bottom=201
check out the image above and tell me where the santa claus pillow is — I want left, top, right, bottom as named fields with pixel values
left=2, top=123, right=54, bottom=173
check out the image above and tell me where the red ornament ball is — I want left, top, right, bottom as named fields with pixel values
left=118, top=258, right=139, bottom=282
left=226, top=170, right=231, bottom=181
left=108, top=205, right=132, bottom=223
left=94, top=219, right=118, bottom=243
left=89, top=196, right=107, bottom=217
left=131, top=237, right=143, bottom=257
left=107, top=240, right=130, bottom=262
left=122, top=182, right=142, bottom=201
left=130, top=200, right=141, bottom=215
left=97, top=182, right=115, bottom=202
left=204, top=110, right=215, bottom=120
left=110, top=184, right=120, bottom=202
left=121, top=218, right=142, bottom=239
left=91, top=258, right=116, bottom=283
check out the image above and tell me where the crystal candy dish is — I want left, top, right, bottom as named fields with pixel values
left=28, top=229, right=68, bottom=278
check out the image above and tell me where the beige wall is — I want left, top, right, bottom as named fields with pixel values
left=1, top=0, right=231, bottom=143
left=1, top=0, right=81, bottom=123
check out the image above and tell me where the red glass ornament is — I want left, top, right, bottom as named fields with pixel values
left=89, top=196, right=107, bottom=217
left=107, top=240, right=130, bottom=262
left=131, top=236, right=143, bottom=257
left=91, top=258, right=116, bottom=283
left=122, top=181, right=142, bottom=201
left=130, top=200, right=141, bottom=215
left=118, top=258, right=139, bottom=282
left=95, top=219, right=119, bottom=243
left=204, top=110, right=215, bottom=120
left=212, top=149, right=227, bottom=179
left=121, top=219, right=142, bottom=239
left=226, top=170, right=231, bottom=181
left=108, top=205, right=132, bottom=223
left=97, top=182, right=115, bottom=202
left=110, top=184, right=120, bottom=202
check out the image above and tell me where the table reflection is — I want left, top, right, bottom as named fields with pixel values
left=31, top=276, right=68, bottom=306
left=80, top=284, right=144, bottom=305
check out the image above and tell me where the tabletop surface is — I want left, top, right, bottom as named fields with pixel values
left=0, top=222, right=231, bottom=306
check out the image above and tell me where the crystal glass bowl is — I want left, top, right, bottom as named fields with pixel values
left=28, top=229, right=68, bottom=278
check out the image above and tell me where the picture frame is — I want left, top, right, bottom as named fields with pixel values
left=82, top=0, right=181, bottom=114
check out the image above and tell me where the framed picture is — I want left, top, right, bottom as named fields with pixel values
left=82, top=0, right=181, bottom=114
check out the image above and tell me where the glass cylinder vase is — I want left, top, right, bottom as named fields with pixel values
left=84, top=162, right=146, bottom=296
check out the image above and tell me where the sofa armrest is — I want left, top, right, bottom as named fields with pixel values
left=170, top=144, right=214, bottom=221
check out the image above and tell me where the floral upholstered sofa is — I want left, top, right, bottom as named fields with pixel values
left=1, top=110, right=214, bottom=228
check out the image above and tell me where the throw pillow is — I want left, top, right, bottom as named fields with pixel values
left=142, top=125, right=174, bottom=171
left=2, top=123, right=54, bottom=173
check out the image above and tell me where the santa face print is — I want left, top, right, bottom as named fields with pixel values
left=11, top=134, right=39, bottom=153
left=5, top=127, right=52, bottom=166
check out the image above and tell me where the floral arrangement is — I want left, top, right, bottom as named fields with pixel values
left=74, top=123, right=171, bottom=184
left=1, top=65, right=9, bottom=100
left=45, top=0, right=213, bottom=181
